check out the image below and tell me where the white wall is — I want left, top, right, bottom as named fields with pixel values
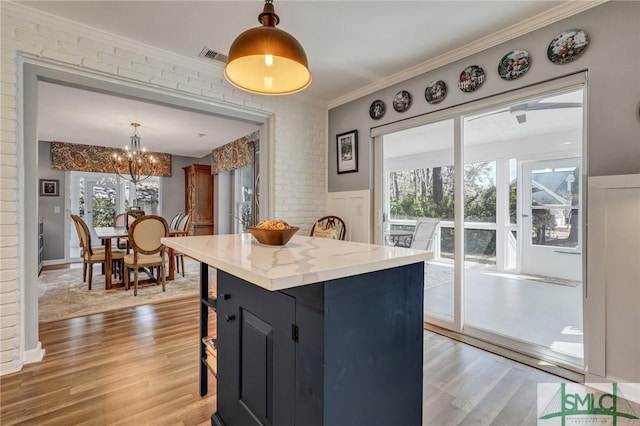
left=0, top=2, right=327, bottom=375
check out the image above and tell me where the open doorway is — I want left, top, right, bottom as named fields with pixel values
left=22, top=60, right=272, bottom=354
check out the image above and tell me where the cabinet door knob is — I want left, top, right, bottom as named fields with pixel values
left=226, top=314, right=236, bottom=323
left=220, top=293, right=231, bottom=300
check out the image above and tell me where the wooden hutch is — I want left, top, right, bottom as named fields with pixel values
left=183, top=164, right=214, bottom=235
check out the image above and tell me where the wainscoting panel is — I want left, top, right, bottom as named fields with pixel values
left=327, top=190, right=371, bottom=243
left=586, top=174, right=640, bottom=383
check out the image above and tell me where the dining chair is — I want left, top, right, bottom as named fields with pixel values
left=114, top=213, right=136, bottom=249
left=71, top=214, right=108, bottom=282
left=310, top=215, right=347, bottom=240
left=168, top=213, right=184, bottom=232
left=124, top=215, right=169, bottom=296
left=71, top=214, right=125, bottom=290
left=169, top=213, right=191, bottom=277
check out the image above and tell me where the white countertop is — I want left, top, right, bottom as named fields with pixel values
left=161, top=234, right=432, bottom=291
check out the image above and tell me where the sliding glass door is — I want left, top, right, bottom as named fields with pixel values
left=376, top=76, right=585, bottom=369
left=382, top=119, right=456, bottom=324
left=462, top=88, right=584, bottom=367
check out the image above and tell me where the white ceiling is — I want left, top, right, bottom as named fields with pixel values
left=37, top=81, right=260, bottom=158
left=22, top=0, right=587, bottom=158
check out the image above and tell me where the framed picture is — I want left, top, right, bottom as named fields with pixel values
left=39, top=179, right=59, bottom=196
left=336, top=130, right=358, bottom=174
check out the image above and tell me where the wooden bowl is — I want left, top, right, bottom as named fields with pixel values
left=247, top=226, right=300, bottom=246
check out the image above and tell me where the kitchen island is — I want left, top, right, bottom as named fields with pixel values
left=161, top=233, right=432, bottom=426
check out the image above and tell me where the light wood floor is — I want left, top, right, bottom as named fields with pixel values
left=1, top=296, right=566, bottom=425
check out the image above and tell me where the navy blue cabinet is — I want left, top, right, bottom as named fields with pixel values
left=214, top=271, right=296, bottom=426
left=209, top=262, right=424, bottom=426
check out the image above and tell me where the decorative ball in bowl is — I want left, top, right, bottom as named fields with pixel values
left=247, top=220, right=299, bottom=246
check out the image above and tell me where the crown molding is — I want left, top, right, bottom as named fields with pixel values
left=327, top=0, right=608, bottom=109
left=3, top=1, right=223, bottom=75
left=3, top=1, right=606, bottom=111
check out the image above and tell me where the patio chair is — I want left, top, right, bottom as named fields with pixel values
left=310, top=215, right=346, bottom=240
left=124, top=215, right=169, bottom=296
left=408, top=218, right=440, bottom=252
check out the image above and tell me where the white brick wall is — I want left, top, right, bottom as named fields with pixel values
left=0, top=2, right=327, bottom=375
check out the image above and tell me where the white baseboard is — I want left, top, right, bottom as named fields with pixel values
left=24, top=341, right=45, bottom=364
left=0, top=360, right=22, bottom=376
left=43, top=259, right=67, bottom=266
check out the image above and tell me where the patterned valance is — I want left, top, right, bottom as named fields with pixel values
left=211, top=131, right=259, bottom=175
left=51, top=142, right=172, bottom=177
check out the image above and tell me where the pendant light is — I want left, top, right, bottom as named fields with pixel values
left=224, top=0, right=312, bottom=95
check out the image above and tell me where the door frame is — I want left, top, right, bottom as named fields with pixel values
left=371, top=72, right=588, bottom=370
left=20, top=57, right=272, bottom=365
left=521, top=157, right=583, bottom=281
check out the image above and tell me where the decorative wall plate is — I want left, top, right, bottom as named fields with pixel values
left=458, top=65, right=485, bottom=92
left=393, top=90, right=412, bottom=112
left=369, top=99, right=386, bottom=120
left=498, top=50, right=531, bottom=80
left=547, top=29, right=589, bottom=64
left=424, top=80, right=447, bottom=104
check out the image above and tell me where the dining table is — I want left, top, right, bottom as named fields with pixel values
left=94, top=226, right=179, bottom=289
left=388, top=229, right=414, bottom=248
left=94, top=226, right=129, bottom=290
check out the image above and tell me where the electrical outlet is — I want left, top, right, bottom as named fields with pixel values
left=54, top=206, right=61, bottom=214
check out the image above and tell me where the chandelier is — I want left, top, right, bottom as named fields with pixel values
left=111, top=123, right=157, bottom=185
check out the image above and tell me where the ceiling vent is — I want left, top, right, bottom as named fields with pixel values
left=199, top=47, right=228, bottom=63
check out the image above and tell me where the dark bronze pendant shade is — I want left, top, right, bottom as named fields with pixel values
left=224, top=0, right=312, bottom=95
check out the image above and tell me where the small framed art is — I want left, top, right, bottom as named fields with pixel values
left=40, top=179, right=59, bottom=196
left=336, top=130, right=358, bottom=174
